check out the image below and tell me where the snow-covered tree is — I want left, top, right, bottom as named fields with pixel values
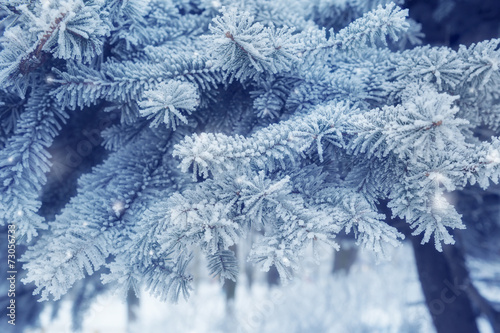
left=1, top=0, right=499, bottom=332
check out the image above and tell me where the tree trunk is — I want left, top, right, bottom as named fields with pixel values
left=444, top=232, right=500, bottom=333
left=410, top=236, right=479, bottom=333
left=126, top=288, right=140, bottom=333
left=224, top=245, right=238, bottom=314
left=332, top=245, right=358, bottom=274
left=223, top=246, right=238, bottom=331
left=266, top=265, right=280, bottom=286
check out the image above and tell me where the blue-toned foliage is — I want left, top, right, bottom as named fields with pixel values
left=0, top=1, right=499, bottom=329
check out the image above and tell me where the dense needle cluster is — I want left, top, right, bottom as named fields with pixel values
left=0, top=0, right=499, bottom=311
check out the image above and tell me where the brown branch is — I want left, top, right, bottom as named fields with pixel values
left=225, top=31, right=249, bottom=55
left=424, top=120, right=443, bottom=130
left=18, top=12, right=67, bottom=75
left=35, top=13, right=66, bottom=56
